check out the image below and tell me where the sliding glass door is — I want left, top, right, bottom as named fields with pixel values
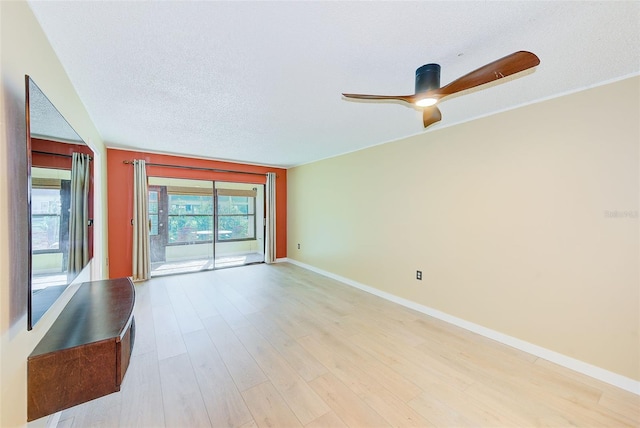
left=148, top=177, right=214, bottom=276
left=214, top=182, right=265, bottom=268
left=148, top=177, right=265, bottom=276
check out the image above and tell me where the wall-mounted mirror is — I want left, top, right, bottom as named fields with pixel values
left=26, top=76, right=94, bottom=330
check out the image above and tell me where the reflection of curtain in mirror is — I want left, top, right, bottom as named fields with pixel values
left=265, top=172, right=276, bottom=264
left=132, top=160, right=150, bottom=281
left=68, top=153, right=90, bottom=276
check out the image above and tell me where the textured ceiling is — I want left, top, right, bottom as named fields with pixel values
left=28, top=1, right=640, bottom=168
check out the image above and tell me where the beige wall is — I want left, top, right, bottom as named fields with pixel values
left=288, top=76, right=640, bottom=381
left=0, top=2, right=107, bottom=426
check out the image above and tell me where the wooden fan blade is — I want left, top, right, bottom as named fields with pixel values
left=342, top=93, right=416, bottom=104
left=434, top=51, right=540, bottom=98
left=423, top=106, right=442, bottom=128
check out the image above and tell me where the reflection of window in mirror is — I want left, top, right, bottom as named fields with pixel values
left=31, top=167, right=71, bottom=291
left=27, top=76, right=96, bottom=330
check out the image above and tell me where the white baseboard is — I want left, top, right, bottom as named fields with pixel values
left=285, top=258, right=640, bottom=395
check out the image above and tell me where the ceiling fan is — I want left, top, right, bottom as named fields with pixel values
left=342, top=51, right=540, bottom=128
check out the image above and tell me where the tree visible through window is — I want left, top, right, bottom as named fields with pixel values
left=216, top=192, right=255, bottom=242
left=147, top=183, right=257, bottom=246
left=32, top=187, right=62, bottom=251
left=167, top=194, right=213, bottom=244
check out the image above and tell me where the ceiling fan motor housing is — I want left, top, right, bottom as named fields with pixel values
left=415, top=63, right=441, bottom=93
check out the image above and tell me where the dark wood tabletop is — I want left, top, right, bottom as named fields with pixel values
left=30, top=277, right=135, bottom=358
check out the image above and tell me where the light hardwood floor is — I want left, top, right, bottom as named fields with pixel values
left=59, top=263, right=639, bottom=427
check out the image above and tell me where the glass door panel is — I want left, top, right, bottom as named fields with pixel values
left=148, top=186, right=167, bottom=264
left=148, top=177, right=214, bottom=276
left=214, top=182, right=265, bottom=268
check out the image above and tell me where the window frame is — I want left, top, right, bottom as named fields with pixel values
left=166, top=192, right=214, bottom=246
left=215, top=190, right=257, bottom=243
left=31, top=183, right=65, bottom=255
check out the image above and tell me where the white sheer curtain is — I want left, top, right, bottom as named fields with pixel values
left=68, top=152, right=90, bottom=276
left=265, top=172, right=277, bottom=264
left=132, top=160, right=150, bottom=281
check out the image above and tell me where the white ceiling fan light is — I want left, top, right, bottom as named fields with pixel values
left=415, top=97, right=439, bottom=107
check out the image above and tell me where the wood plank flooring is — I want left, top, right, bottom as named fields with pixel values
left=59, top=263, right=639, bottom=427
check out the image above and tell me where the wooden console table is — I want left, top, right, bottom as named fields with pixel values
left=27, top=277, right=135, bottom=422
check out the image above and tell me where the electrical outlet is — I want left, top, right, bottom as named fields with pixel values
left=297, top=243, right=301, bottom=249
left=416, top=270, right=422, bottom=280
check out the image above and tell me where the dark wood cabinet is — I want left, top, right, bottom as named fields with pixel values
left=27, top=277, right=135, bottom=422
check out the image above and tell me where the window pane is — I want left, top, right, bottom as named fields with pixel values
left=215, top=191, right=256, bottom=241
left=168, top=215, right=213, bottom=243
left=169, top=194, right=213, bottom=215
left=217, top=215, right=254, bottom=240
left=149, top=191, right=158, bottom=215
left=149, top=214, right=159, bottom=236
left=32, top=188, right=62, bottom=250
left=217, top=196, right=233, bottom=214
left=32, top=215, right=61, bottom=250
left=231, top=196, right=248, bottom=206
left=32, top=188, right=61, bottom=215
left=236, top=204, right=249, bottom=215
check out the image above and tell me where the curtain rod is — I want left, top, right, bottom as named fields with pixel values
left=33, top=150, right=93, bottom=161
left=122, top=160, right=272, bottom=177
